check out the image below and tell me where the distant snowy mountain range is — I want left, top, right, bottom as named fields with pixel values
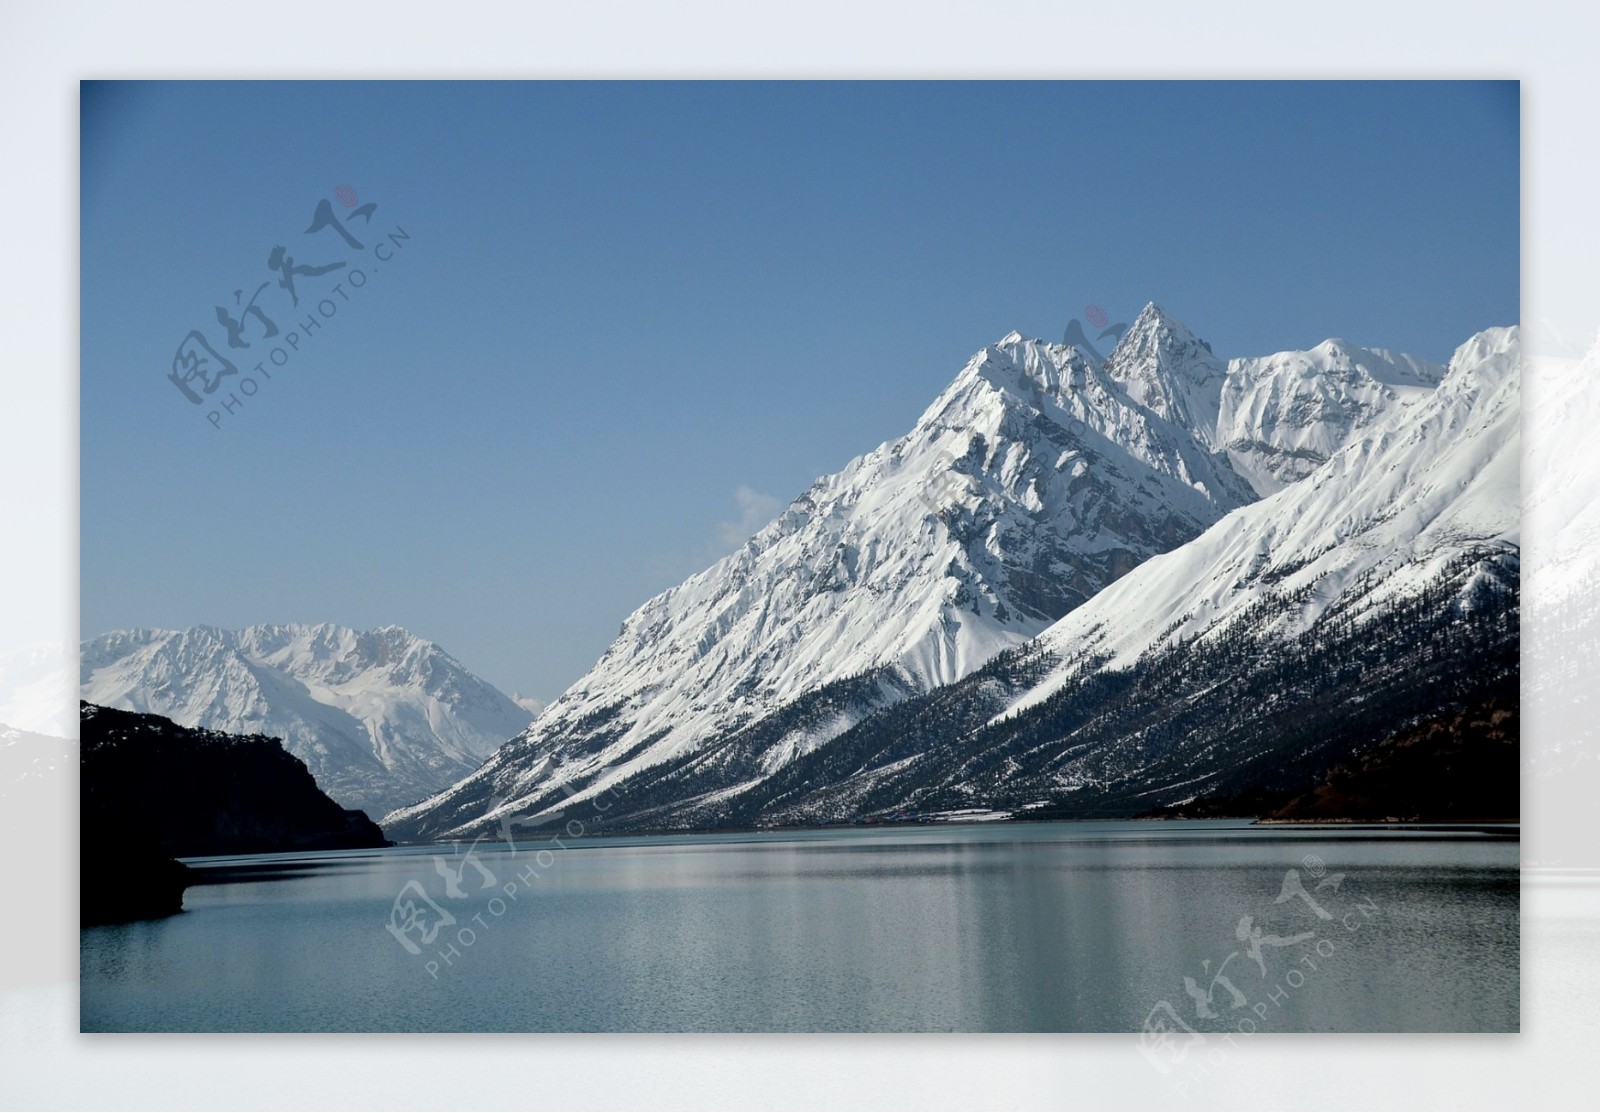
left=385, top=304, right=1508, bottom=840
left=73, top=624, right=532, bottom=816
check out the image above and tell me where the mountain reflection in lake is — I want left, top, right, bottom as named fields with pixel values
left=80, top=819, right=1519, bottom=1033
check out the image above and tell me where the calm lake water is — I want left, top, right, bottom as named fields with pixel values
left=79, top=819, right=1518, bottom=1032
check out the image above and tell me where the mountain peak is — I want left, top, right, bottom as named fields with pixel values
left=1104, top=303, right=1226, bottom=442
left=386, top=318, right=1269, bottom=840
left=1119, top=302, right=1211, bottom=356
left=383, top=314, right=1505, bottom=840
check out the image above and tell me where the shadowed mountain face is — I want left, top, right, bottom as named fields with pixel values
left=386, top=310, right=1512, bottom=843
left=1265, top=695, right=1519, bottom=823
left=80, top=702, right=389, bottom=860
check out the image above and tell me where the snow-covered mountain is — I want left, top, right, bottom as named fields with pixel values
left=78, top=624, right=532, bottom=816
left=1101, top=312, right=1444, bottom=498
left=0, top=642, right=75, bottom=737
left=1523, top=333, right=1600, bottom=864
left=1524, top=336, right=1600, bottom=606
left=386, top=305, right=1267, bottom=838
left=650, top=325, right=1517, bottom=827
left=1019, top=325, right=1515, bottom=695
left=1217, top=341, right=1444, bottom=495
left=386, top=304, right=1456, bottom=841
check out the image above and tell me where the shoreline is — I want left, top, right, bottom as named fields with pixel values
left=173, top=813, right=1522, bottom=863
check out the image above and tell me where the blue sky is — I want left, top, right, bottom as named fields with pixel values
left=80, top=80, right=1519, bottom=698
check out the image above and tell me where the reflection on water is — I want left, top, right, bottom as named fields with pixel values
left=80, top=820, right=1518, bottom=1032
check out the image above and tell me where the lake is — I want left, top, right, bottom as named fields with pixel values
left=79, top=819, right=1519, bottom=1032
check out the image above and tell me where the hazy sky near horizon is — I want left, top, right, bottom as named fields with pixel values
left=80, top=80, right=1519, bottom=698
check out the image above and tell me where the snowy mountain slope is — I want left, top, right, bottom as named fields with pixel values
left=0, top=642, right=75, bottom=737
left=1217, top=341, right=1444, bottom=495
left=1014, top=325, right=1516, bottom=703
left=1523, top=334, right=1600, bottom=847
left=386, top=308, right=1479, bottom=841
left=79, top=624, right=532, bottom=816
left=678, top=325, right=1518, bottom=826
left=1524, top=336, right=1600, bottom=605
left=385, top=306, right=1265, bottom=839
left=1098, top=305, right=1443, bottom=498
